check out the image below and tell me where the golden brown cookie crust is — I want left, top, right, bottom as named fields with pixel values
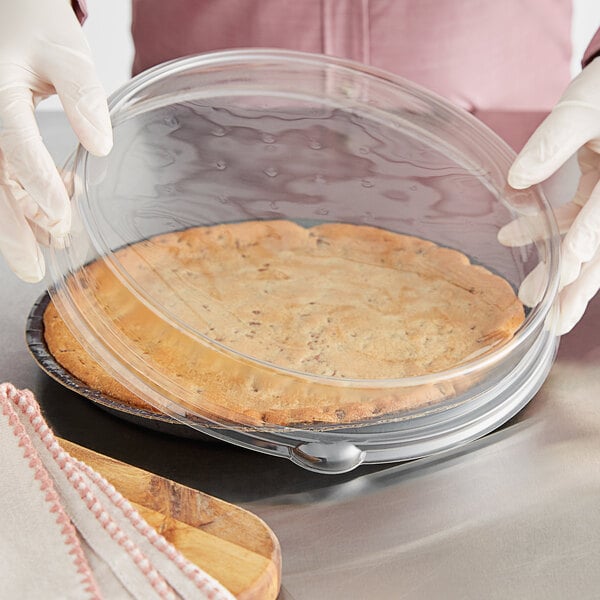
left=43, top=221, right=524, bottom=426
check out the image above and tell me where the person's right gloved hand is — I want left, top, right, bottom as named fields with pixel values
left=0, top=0, right=112, bottom=282
left=499, top=57, right=600, bottom=335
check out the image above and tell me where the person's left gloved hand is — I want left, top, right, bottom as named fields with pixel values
left=499, top=57, right=600, bottom=335
left=0, top=0, right=112, bottom=283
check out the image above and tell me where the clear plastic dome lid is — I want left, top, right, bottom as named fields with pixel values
left=48, top=50, right=560, bottom=472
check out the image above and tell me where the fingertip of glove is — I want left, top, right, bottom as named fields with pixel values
left=87, top=132, right=113, bottom=157
left=507, top=167, right=533, bottom=190
left=17, top=249, right=45, bottom=284
left=70, top=87, right=113, bottom=156
left=497, top=220, right=531, bottom=247
left=20, top=270, right=45, bottom=284
left=517, top=263, right=547, bottom=307
left=496, top=225, right=515, bottom=246
left=82, top=128, right=113, bottom=157
left=517, top=287, right=538, bottom=308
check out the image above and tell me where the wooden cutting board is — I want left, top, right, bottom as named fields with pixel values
left=59, top=438, right=281, bottom=600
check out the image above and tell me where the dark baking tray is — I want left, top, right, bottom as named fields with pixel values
left=26, top=291, right=214, bottom=441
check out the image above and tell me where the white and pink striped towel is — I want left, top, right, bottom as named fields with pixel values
left=0, top=382, right=234, bottom=600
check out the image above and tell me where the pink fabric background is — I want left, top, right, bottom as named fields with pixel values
left=73, top=0, right=600, bottom=112
left=129, top=0, right=574, bottom=112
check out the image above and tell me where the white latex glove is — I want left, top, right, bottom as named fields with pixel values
left=0, top=0, right=112, bottom=282
left=500, top=57, right=600, bottom=335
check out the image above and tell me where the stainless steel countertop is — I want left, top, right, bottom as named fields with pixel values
left=2, top=111, right=599, bottom=600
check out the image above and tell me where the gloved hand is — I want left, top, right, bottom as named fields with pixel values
left=500, top=57, right=600, bottom=335
left=0, top=0, right=112, bottom=283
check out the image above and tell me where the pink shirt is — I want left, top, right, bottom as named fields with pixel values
left=74, top=1, right=600, bottom=116
left=126, top=0, right=575, bottom=113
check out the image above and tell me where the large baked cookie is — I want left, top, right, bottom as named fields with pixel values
left=44, top=220, right=524, bottom=426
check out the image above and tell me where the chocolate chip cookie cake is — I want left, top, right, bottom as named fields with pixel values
left=43, top=220, right=524, bottom=426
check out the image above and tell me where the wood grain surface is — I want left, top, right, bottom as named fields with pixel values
left=59, top=438, right=281, bottom=600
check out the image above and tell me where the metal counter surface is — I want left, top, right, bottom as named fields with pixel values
left=2, top=111, right=599, bottom=599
